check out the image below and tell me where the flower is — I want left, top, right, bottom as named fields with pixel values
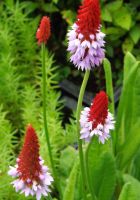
left=80, top=91, right=115, bottom=143
left=36, top=16, right=51, bottom=45
left=8, top=124, right=53, bottom=200
left=67, top=0, right=105, bottom=70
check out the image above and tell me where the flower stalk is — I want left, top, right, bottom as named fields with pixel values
left=85, top=139, right=97, bottom=200
left=41, top=42, right=56, bottom=184
left=76, top=70, right=90, bottom=200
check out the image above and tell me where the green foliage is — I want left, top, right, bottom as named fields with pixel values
left=113, top=7, right=132, bottom=31
left=118, top=183, right=139, bottom=200
left=63, top=161, right=79, bottom=200
left=21, top=85, right=41, bottom=130
left=101, top=1, right=139, bottom=58
left=0, top=24, right=20, bottom=126
left=101, top=0, right=140, bottom=87
left=118, top=175, right=140, bottom=200
left=86, top=139, right=116, bottom=200
left=58, top=146, right=78, bottom=197
left=0, top=106, right=19, bottom=200
left=103, top=58, right=116, bottom=151
left=131, top=149, right=140, bottom=181
left=130, top=26, right=140, bottom=44
left=85, top=53, right=140, bottom=200
left=64, top=114, right=77, bottom=146
left=115, top=53, right=140, bottom=148
left=0, top=106, right=16, bottom=171
left=116, top=121, right=140, bottom=169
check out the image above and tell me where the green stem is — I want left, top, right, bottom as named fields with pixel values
left=76, top=70, right=90, bottom=200
left=41, top=43, right=57, bottom=187
left=103, top=58, right=115, bottom=114
left=85, top=140, right=97, bottom=200
left=103, top=58, right=115, bottom=154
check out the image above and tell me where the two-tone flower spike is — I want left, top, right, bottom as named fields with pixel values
left=80, top=91, right=115, bottom=143
left=8, top=124, right=53, bottom=200
left=67, top=0, right=105, bottom=70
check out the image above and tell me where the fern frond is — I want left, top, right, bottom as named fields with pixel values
left=64, top=114, right=78, bottom=146
left=21, top=85, right=41, bottom=130
left=0, top=105, right=20, bottom=200
left=0, top=105, right=16, bottom=171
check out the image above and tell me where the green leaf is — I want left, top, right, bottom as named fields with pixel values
left=124, top=60, right=139, bottom=132
left=106, top=1, right=123, bottom=12
left=61, top=10, right=76, bottom=25
left=115, top=53, right=139, bottom=150
left=5, top=0, right=14, bottom=8
left=43, top=3, right=59, bottom=13
left=103, top=58, right=115, bottom=152
left=130, top=25, right=140, bottom=44
left=131, top=64, right=140, bottom=124
left=21, top=2, right=39, bottom=14
left=122, top=37, right=134, bottom=54
left=118, top=183, right=139, bottom=200
left=63, top=161, right=79, bottom=200
left=101, top=7, right=112, bottom=22
left=132, top=148, right=140, bottom=179
left=103, top=58, right=114, bottom=114
left=113, top=7, right=132, bottom=30
left=106, top=45, right=114, bottom=58
left=86, top=139, right=116, bottom=200
left=118, top=175, right=140, bottom=200
left=59, top=146, right=77, bottom=196
left=123, top=174, right=140, bottom=188
left=59, top=146, right=77, bottom=177
left=116, top=120, right=140, bottom=169
left=123, top=52, right=136, bottom=82
left=105, top=27, right=125, bottom=40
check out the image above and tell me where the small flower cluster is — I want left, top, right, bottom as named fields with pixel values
left=8, top=125, right=53, bottom=200
left=36, top=16, right=51, bottom=45
left=80, top=91, right=115, bottom=143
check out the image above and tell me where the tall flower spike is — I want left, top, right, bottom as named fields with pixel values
left=36, top=16, right=51, bottom=45
left=80, top=91, right=115, bottom=143
left=8, top=124, right=53, bottom=200
left=67, top=0, right=105, bottom=70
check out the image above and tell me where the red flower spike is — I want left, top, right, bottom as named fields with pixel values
left=36, top=16, right=51, bottom=45
left=76, top=0, right=101, bottom=39
left=17, top=124, right=41, bottom=183
left=88, top=91, right=108, bottom=129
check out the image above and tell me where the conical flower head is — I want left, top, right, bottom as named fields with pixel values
left=88, top=91, right=108, bottom=129
left=17, top=125, right=41, bottom=182
left=8, top=124, right=53, bottom=200
left=76, top=0, right=100, bottom=39
left=80, top=91, right=115, bottom=143
left=36, top=16, right=51, bottom=45
left=67, top=0, right=105, bottom=70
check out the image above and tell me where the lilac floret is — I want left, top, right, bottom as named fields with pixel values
left=67, top=23, right=105, bottom=70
